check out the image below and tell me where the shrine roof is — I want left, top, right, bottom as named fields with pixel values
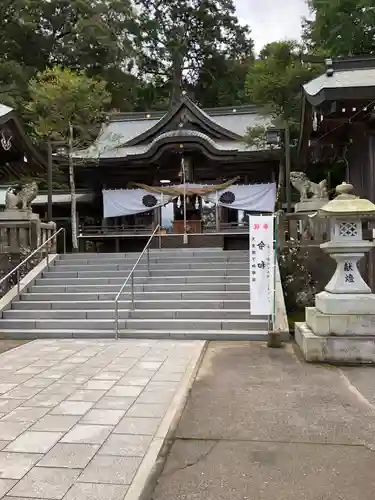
left=303, top=56, right=375, bottom=106
left=74, top=95, right=274, bottom=161
left=0, top=103, right=46, bottom=181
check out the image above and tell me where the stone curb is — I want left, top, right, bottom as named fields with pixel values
left=0, top=254, right=58, bottom=315
left=124, top=340, right=208, bottom=500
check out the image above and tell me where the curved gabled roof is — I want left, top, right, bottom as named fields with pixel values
left=0, top=104, right=47, bottom=170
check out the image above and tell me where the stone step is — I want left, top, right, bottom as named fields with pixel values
left=36, top=275, right=249, bottom=286
left=29, top=283, right=249, bottom=293
left=51, top=262, right=249, bottom=272
left=21, top=290, right=249, bottom=301
left=44, top=268, right=247, bottom=278
left=0, top=329, right=269, bottom=341
left=3, top=308, right=257, bottom=320
left=0, top=318, right=266, bottom=331
left=12, top=299, right=251, bottom=310
left=59, top=249, right=247, bottom=260
left=56, top=256, right=249, bottom=266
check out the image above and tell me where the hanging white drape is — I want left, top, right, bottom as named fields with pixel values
left=102, top=189, right=174, bottom=218
left=205, top=183, right=276, bottom=213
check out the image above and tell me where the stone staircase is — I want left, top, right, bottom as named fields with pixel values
left=0, top=248, right=270, bottom=340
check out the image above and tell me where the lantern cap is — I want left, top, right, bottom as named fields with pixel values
left=319, top=182, right=375, bottom=217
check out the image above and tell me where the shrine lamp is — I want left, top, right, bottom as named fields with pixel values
left=266, top=127, right=281, bottom=146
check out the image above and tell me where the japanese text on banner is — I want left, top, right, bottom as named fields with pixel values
left=249, top=216, right=274, bottom=316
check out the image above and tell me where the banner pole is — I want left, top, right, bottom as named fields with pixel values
left=272, top=213, right=278, bottom=329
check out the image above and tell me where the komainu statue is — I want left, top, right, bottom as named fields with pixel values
left=5, top=181, right=38, bottom=211
left=290, top=171, right=328, bottom=202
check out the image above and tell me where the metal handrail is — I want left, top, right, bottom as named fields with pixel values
left=114, top=225, right=160, bottom=339
left=0, top=227, right=66, bottom=299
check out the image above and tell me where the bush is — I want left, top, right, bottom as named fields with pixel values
left=279, top=244, right=317, bottom=313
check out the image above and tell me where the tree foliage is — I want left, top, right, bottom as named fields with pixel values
left=133, top=0, right=253, bottom=104
left=303, top=0, right=375, bottom=56
left=26, top=66, right=111, bottom=144
left=245, top=41, right=322, bottom=135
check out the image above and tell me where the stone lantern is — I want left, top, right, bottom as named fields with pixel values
left=295, top=182, right=375, bottom=364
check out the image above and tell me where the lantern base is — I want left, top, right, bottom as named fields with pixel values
left=306, top=306, right=375, bottom=336
left=316, top=291, right=375, bottom=315
left=295, top=322, right=375, bottom=364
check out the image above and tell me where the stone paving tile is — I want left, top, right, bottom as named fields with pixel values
left=80, top=409, right=126, bottom=426
left=23, top=378, right=55, bottom=388
left=67, top=390, right=107, bottom=402
left=117, top=375, right=151, bottom=387
left=61, top=424, right=113, bottom=445
left=50, top=401, right=94, bottom=416
left=2, top=386, right=42, bottom=400
left=5, top=431, right=63, bottom=453
left=0, top=442, right=9, bottom=451
left=99, top=434, right=152, bottom=457
left=78, top=455, right=142, bottom=485
left=31, top=415, right=81, bottom=433
left=107, top=385, right=143, bottom=398
left=126, top=403, right=168, bottom=418
left=137, top=390, right=174, bottom=405
left=63, top=482, right=129, bottom=500
left=94, top=397, right=135, bottom=411
left=0, top=340, right=203, bottom=500
left=9, top=467, right=81, bottom=499
left=0, top=452, right=43, bottom=479
left=0, top=400, right=25, bottom=414
left=92, top=372, right=124, bottom=381
left=37, top=443, right=99, bottom=469
left=0, top=479, right=17, bottom=497
left=83, top=380, right=116, bottom=391
left=1, top=406, right=50, bottom=424
left=0, top=422, right=32, bottom=441
left=114, top=416, right=161, bottom=436
left=26, top=393, right=67, bottom=408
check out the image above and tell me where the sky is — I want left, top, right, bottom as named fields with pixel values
left=234, top=0, right=311, bottom=53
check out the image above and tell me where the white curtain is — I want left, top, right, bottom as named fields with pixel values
left=206, top=183, right=276, bottom=213
left=102, top=189, right=174, bottom=219
left=103, top=183, right=277, bottom=219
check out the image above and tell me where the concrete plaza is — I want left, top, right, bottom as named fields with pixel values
left=153, top=342, right=375, bottom=500
left=0, top=339, right=205, bottom=500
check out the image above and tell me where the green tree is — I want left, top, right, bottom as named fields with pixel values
left=193, top=55, right=252, bottom=107
left=0, top=0, right=136, bottom=111
left=133, top=0, right=253, bottom=103
left=303, top=0, right=375, bottom=56
left=26, top=66, right=111, bottom=250
left=245, top=41, right=321, bottom=135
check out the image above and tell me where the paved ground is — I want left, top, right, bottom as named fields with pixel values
left=0, top=339, right=205, bottom=500
left=152, top=341, right=375, bottom=500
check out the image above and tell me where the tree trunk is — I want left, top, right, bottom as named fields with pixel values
left=68, top=123, right=78, bottom=252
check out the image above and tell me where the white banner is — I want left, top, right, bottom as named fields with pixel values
left=206, top=183, right=276, bottom=213
left=249, top=215, right=275, bottom=316
left=102, top=189, right=174, bottom=218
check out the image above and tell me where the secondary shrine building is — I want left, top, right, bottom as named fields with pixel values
left=73, top=94, right=280, bottom=252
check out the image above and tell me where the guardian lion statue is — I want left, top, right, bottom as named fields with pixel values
left=5, top=181, right=38, bottom=211
left=290, top=171, right=328, bottom=202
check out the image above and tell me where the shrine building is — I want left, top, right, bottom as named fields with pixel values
left=72, top=94, right=280, bottom=251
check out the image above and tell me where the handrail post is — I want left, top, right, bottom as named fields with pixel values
left=16, top=268, right=20, bottom=299
left=131, top=272, right=135, bottom=309
left=113, top=224, right=160, bottom=337
left=115, top=300, right=119, bottom=340
left=63, top=228, right=67, bottom=254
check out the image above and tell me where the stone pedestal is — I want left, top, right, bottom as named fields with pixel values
left=295, top=182, right=375, bottom=364
left=0, top=210, right=56, bottom=254
left=294, top=198, right=328, bottom=213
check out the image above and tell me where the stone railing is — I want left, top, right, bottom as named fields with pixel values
left=277, top=213, right=330, bottom=248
